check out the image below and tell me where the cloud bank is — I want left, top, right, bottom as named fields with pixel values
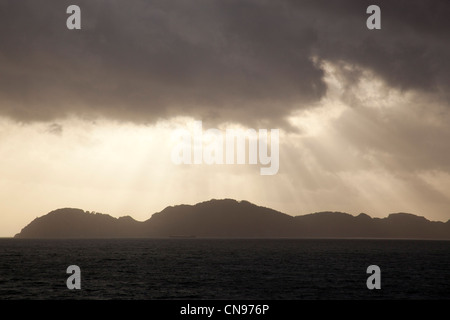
left=0, top=0, right=448, bottom=127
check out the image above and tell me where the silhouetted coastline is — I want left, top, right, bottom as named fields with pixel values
left=14, top=199, right=450, bottom=239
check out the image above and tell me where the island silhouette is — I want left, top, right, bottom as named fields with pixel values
left=14, top=199, right=450, bottom=239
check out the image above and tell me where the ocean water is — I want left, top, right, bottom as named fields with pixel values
left=0, top=239, right=449, bottom=300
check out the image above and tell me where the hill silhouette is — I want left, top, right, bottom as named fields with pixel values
left=14, top=208, right=146, bottom=238
left=14, top=199, right=450, bottom=239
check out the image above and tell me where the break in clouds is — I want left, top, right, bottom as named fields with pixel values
left=0, top=0, right=449, bottom=127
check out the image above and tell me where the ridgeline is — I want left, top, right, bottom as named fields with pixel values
left=14, top=199, right=450, bottom=239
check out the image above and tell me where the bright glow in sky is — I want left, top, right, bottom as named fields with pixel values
left=2, top=61, right=450, bottom=237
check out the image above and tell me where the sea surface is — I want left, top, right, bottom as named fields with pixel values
left=0, top=239, right=449, bottom=300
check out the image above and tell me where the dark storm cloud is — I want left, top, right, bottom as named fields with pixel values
left=0, top=0, right=449, bottom=126
left=304, top=0, right=450, bottom=93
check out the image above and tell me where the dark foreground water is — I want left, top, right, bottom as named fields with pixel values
left=0, top=239, right=449, bottom=300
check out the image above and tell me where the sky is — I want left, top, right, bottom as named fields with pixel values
left=1, top=0, right=450, bottom=236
